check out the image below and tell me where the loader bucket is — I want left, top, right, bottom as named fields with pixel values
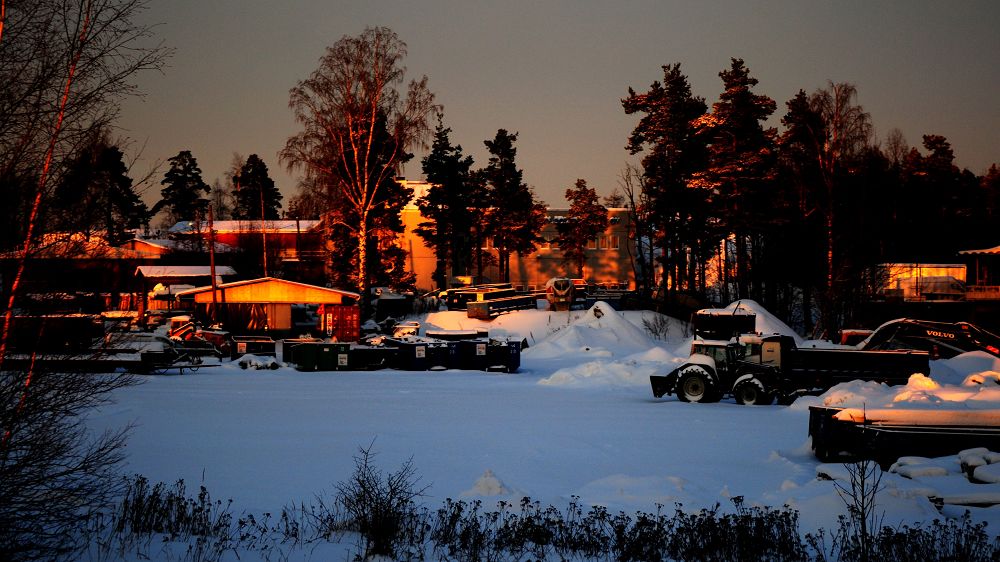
left=650, top=374, right=672, bottom=398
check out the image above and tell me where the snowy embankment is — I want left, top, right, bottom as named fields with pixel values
left=89, top=300, right=1000, bottom=554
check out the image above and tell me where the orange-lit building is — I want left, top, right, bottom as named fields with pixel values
left=398, top=180, right=636, bottom=292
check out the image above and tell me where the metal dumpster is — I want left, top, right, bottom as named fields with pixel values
left=486, top=339, right=521, bottom=373
left=230, top=336, right=276, bottom=360
left=288, top=341, right=350, bottom=371
left=425, top=341, right=457, bottom=370
left=394, top=340, right=430, bottom=370
left=282, top=337, right=322, bottom=364
left=347, top=345, right=398, bottom=370
left=456, top=339, right=490, bottom=371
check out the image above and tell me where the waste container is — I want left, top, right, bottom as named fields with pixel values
left=425, top=341, right=456, bottom=370
left=394, top=340, right=429, bottom=371
left=456, top=339, right=490, bottom=371
left=283, top=338, right=322, bottom=365
left=348, top=345, right=397, bottom=370
left=316, top=342, right=351, bottom=371
left=486, top=339, right=521, bottom=373
left=230, top=336, right=276, bottom=361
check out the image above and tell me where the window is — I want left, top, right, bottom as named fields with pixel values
left=598, top=236, right=608, bottom=250
left=586, top=239, right=596, bottom=250
left=610, top=235, right=620, bottom=250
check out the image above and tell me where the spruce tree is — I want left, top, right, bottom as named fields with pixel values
left=480, top=130, right=546, bottom=283
left=233, top=154, right=282, bottom=220
left=52, top=137, right=150, bottom=245
left=153, top=150, right=210, bottom=226
left=418, top=116, right=475, bottom=289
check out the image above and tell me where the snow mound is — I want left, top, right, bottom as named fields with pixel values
left=526, top=302, right=660, bottom=360
left=721, top=299, right=802, bottom=344
left=943, top=351, right=1000, bottom=380
left=538, top=345, right=681, bottom=388
left=817, top=371, right=1000, bottom=413
left=461, top=469, right=514, bottom=497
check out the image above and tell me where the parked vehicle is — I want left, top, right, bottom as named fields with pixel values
left=545, top=278, right=586, bottom=311
left=856, top=318, right=1000, bottom=359
left=651, top=332, right=931, bottom=405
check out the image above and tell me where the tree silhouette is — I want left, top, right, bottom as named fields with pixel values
left=153, top=150, right=210, bottom=226
left=557, top=179, right=609, bottom=278
left=233, top=154, right=282, bottom=220
left=480, top=130, right=546, bottom=283
left=282, top=26, right=437, bottom=303
left=417, top=115, right=476, bottom=289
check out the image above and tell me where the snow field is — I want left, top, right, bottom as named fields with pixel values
left=88, top=300, right=1000, bottom=549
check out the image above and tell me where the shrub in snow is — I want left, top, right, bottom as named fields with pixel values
left=334, top=442, right=428, bottom=559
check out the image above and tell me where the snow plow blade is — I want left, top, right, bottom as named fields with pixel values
left=650, top=374, right=672, bottom=398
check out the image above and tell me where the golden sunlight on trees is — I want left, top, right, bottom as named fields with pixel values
left=282, top=26, right=438, bottom=303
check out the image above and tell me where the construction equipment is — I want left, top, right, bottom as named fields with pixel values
left=857, top=318, right=1000, bottom=359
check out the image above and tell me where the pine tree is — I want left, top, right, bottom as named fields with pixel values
left=777, top=90, right=827, bottom=334
left=232, top=154, right=282, bottom=220
left=51, top=136, right=150, bottom=245
left=417, top=116, right=476, bottom=289
left=690, top=58, right=777, bottom=302
left=623, top=62, right=709, bottom=295
left=480, top=130, right=546, bottom=283
left=556, top=179, right=609, bottom=278
left=153, top=150, right=210, bottom=226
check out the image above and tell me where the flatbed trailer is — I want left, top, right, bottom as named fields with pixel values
left=809, top=406, right=1000, bottom=466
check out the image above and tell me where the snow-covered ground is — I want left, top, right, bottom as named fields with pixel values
left=88, top=301, right=1000, bottom=557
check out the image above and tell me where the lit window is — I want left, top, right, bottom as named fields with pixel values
left=611, top=236, right=620, bottom=250
left=598, top=236, right=608, bottom=250
left=586, top=239, right=596, bottom=250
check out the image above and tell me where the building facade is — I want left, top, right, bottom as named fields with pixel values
left=398, top=180, right=636, bottom=292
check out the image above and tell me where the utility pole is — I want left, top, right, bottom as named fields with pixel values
left=208, top=204, right=218, bottom=324
left=260, top=181, right=269, bottom=277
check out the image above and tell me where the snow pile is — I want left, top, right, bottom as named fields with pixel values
left=721, top=299, right=802, bottom=344
left=526, top=302, right=684, bottom=388
left=884, top=449, right=1000, bottom=507
left=538, top=346, right=678, bottom=388
left=461, top=469, right=518, bottom=498
left=812, top=369, right=1000, bottom=413
left=527, top=302, right=662, bottom=360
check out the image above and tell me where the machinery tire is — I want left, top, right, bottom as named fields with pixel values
left=733, top=378, right=774, bottom=406
left=676, top=367, right=717, bottom=403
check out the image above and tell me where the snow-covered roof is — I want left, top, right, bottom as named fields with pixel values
left=169, top=220, right=321, bottom=235
left=128, top=238, right=236, bottom=254
left=135, top=265, right=237, bottom=278
left=0, top=233, right=147, bottom=260
left=960, top=245, right=1000, bottom=255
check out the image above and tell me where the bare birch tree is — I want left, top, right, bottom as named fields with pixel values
left=0, top=1, right=165, bottom=557
left=281, top=27, right=437, bottom=305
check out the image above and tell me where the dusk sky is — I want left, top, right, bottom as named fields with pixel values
left=119, top=0, right=1000, bottom=209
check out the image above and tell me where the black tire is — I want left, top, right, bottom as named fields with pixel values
left=676, top=367, right=717, bottom=403
left=733, top=378, right=773, bottom=406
